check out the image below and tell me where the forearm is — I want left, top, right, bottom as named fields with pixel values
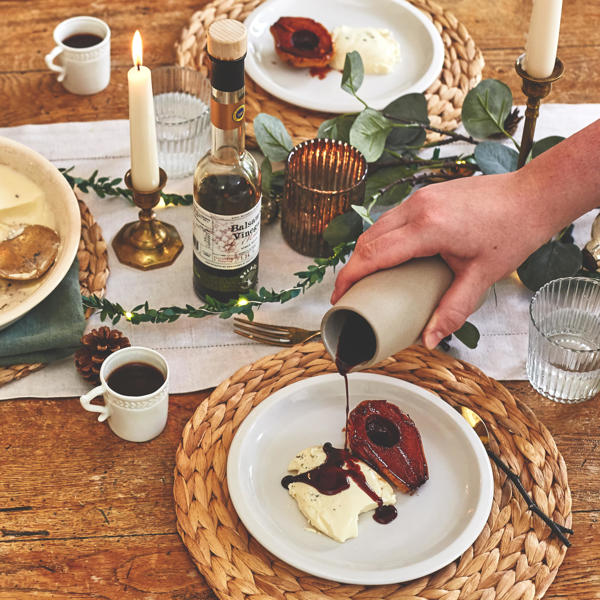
left=514, top=119, right=600, bottom=232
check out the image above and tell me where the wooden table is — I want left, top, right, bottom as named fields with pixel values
left=1, top=1, right=599, bottom=598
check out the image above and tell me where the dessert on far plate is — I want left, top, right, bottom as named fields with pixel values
left=330, top=26, right=400, bottom=74
left=269, top=17, right=333, bottom=68
left=269, top=18, right=400, bottom=75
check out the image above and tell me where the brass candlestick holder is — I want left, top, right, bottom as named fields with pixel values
left=515, top=54, right=564, bottom=169
left=112, top=168, right=183, bottom=270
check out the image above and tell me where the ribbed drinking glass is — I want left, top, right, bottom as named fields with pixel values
left=153, top=66, right=211, bottom=178
left=527, top=276, right=600, bottom=403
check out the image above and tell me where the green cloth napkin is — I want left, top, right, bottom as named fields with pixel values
left=0, top=259, right=86, bottom=365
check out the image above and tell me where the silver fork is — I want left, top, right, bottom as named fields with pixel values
left=233, top=316, right=321, bottom=346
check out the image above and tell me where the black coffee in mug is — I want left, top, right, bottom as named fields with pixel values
left=62, top=33, right=104, bottom=48
left=107, top=362, right=165, bottom=396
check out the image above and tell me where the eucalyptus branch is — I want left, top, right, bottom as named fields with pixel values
left=60, top=167, right=193, bottom=206
left=381, top=115, right=478, bottom=146
left=83, top=241, right=355, bottom=325
left=378, top=170, right=475, bottom=196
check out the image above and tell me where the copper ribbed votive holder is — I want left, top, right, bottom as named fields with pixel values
left=282, top=139, right=367, bottom=257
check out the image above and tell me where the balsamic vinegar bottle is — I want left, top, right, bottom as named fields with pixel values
left=192, top=19, right=261, bottom=302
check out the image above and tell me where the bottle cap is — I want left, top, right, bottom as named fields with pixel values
left=207, top=19, right=247, bottom=61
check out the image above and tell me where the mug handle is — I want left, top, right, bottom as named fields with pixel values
left=80, top=385, right=111, bottom=423
left=44, top=46, right=66, bottom=82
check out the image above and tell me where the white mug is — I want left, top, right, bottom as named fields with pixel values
left=80, top=346, right=169, bottom=442
left=45, top=16, right=111, bottom=95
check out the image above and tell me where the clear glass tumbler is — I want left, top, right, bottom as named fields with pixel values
left=527, top=276, right=600, bottom=403
left=152, top=66, right=211, bottom=179
left=282, top=138, right=367, bottom=257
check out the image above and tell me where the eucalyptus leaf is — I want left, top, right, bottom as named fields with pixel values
left=474, top=141, right=518, bottom=174
left=462, top=79, right=513, bottom=139
left=317, top=114, right=356, bottom=143
left=532, top=136, right=565, bottom=158
left=253, top=113, right=293, bottom=162
left=349, top=108, right=394, bottom=162
left=453, top=321, right=480, bottom=349
left=384, top=93, right=429, bottom=125
left=517, top=241, right=582, bottom=291
left=323, top=211, right=363, bottom=246
left=341, top=51, right=364, bottom=96
left=351, top=204, right=374, bottom=226
left=365, top=166, right=415, bottom=205
left=382, top=93, right=428, bottom=151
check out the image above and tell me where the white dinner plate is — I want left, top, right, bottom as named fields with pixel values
left=244, top=0, right=445, bottom=113
left=227, top=373, right=494, bottom=585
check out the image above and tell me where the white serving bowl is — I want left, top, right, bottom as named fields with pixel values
left=0, top=136, right=80, bottom=331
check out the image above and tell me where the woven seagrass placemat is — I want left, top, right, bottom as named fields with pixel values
left=174, top=343, right=571, bottom=600
left=0, top=194, right=109, bottom=386
left=176, top=0, right=485, bottom=147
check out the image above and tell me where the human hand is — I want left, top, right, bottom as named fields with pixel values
left=331, top=171, right=557, bottom=349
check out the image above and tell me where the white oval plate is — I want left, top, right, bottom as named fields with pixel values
left=244, top=0, right=445, bottom=114
left=227, top=373, right=494, bottom=585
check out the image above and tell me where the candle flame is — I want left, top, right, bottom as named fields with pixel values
left=132, top=30, right=143, bottom=68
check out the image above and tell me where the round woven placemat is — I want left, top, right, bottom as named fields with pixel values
left=0, top=194, right=109, bottom=387
left=176, top=0, right=485, bottom=147
left=174, top=343, right=571, bottom=600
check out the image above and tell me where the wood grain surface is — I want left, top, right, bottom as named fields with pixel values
left=1, top=1, right=599, bottom=599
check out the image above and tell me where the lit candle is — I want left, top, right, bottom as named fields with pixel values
left=523, top=0, right=562, bottom=78
left=128, top=30, right=159, bottom=191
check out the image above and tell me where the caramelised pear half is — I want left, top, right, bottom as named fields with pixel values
left=347, top=400, right=429, bottom=494
left=0, top=224, right=60, bottom=280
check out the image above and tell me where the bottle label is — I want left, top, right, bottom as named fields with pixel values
left=193, top=200, right=261, bottom=270
left=211, top=97, right=245, bottom=130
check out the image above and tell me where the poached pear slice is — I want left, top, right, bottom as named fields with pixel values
left=0, top=224, right=60, bottom=280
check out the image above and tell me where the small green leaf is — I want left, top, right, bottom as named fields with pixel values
left=364, top=166, right=415, bottom=205
left=517, top=241, right=583, bottom=291
left=253, top=113, right=293, bottom=162
left=382, top=93, right=428, bottom=151
left=341, top=51, right=364, bottom=96
left=349, top=108, right=394, bottom=162
left=323, top=211, right=363, bottom=246
left=317, top=114, right=356, bottom=143
left=531, top=136, right=565, bottom=158
left=453, top=321, right=480, bottom=349
left=351, top=204, right=374, bottom=226
left=462, top=79, right=513, bottom=139
left=474, top=141, right=519, bottom=174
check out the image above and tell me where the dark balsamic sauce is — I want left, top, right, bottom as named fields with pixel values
left=309, top=65, right=331, bottom=79
left=281, top=443, right=396, bottom=523
left=335, top=312, right=377, bottom=449
left=281, top=311, right=397, bottom=527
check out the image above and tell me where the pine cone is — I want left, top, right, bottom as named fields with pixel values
left=75, top=326, right=131, bottom=383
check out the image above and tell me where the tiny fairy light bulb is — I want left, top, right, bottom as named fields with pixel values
left=125, top=311, right=134, bottom=321
left=237, top=297, right=249, bottom=306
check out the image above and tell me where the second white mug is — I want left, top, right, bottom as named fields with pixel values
left=45, top=16, right=111, bottom=95
left=80, top=346, right=169, bottom=442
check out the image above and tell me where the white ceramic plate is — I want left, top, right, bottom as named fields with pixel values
left=244, top=0, right=445, bottom=113
left=227, top=372, right=494, bottom=585
left=0, top=137, right=80, bottom=330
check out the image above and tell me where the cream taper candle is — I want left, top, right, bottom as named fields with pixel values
left=523, top=0, right=562, bottom=78
left=128, top=30, right=160, bottom=191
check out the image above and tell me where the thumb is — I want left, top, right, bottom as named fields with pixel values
left=421, top=269, right=488, bottom=349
